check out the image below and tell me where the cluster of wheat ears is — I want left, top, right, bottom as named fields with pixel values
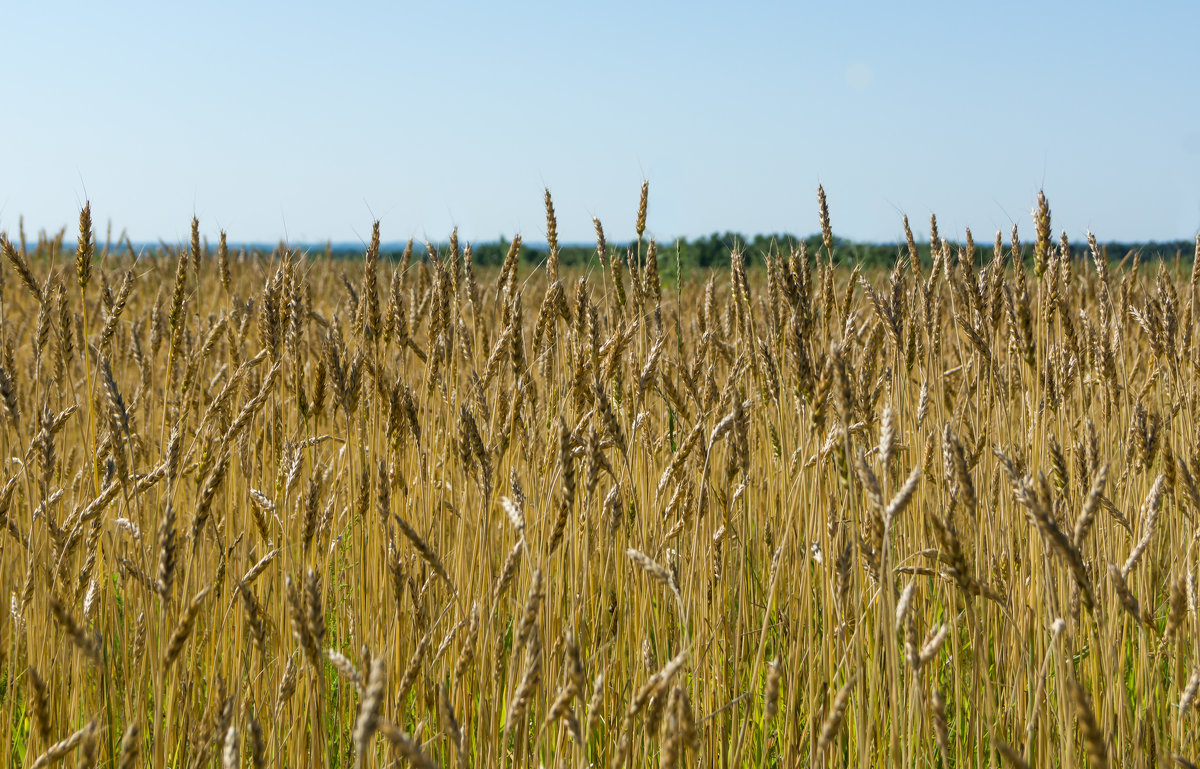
left=0, top=186, right=1197, bottom=767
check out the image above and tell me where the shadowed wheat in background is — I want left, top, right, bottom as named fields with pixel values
left=1, top=185, right=1197, bottom=767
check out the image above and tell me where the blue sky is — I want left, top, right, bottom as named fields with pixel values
left=3, top=1, right=1198, bottom=246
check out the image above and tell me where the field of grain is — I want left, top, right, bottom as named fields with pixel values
left=0, top=188, right=1197, bottom=767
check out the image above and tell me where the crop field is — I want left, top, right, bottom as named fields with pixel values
left=1, top=188, right=1198, bottom=767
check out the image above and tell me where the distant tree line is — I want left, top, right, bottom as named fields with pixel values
left=10, top=214, right=1195, bottom=272
left=33, top=228, right=1185, bottom=272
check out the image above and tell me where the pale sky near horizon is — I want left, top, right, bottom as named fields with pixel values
left=3, top=1, right=1199, bottom=248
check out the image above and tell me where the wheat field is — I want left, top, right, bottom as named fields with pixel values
left=0, top=188, right=1197, bottom=767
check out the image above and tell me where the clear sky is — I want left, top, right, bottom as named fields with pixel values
left=3, top=1, right=1199, bottom=247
